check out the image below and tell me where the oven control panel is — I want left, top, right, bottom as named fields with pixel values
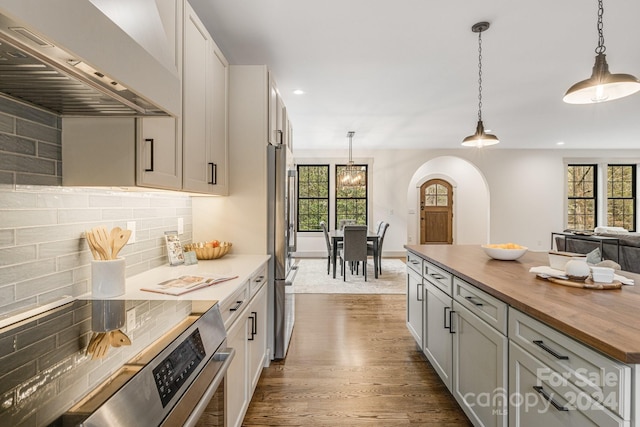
left=153, top=328, right=207, bottom=407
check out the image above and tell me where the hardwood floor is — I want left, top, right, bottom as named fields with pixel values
left=242, top=294, right=472, bottom=426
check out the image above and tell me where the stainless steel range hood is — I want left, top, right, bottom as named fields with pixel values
left=0, top=2, right=180, bottom=116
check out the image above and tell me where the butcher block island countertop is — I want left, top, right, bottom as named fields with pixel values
left=405, top=244, right=640, bottom=364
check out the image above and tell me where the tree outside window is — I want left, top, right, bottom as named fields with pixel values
left=335, top=164, right=368, bottom=226
left=297, top=165, right=329, bottom=232
left=567, top=164, right=597, bottom=230
left=607, top=165, right=636, bottom=231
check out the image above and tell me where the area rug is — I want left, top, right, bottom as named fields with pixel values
left=293, top=258, right=406, bottom=294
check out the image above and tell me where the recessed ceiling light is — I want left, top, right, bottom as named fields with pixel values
left=293, top=89, right=305, bottom=95
left=556, top=141, right=565, bottom=146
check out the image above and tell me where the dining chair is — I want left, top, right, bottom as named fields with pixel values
left=320, top=220, right=333, bottom=274
left=368, top=222, right=389, bottom=275
left=338, top=218, right=356, bottom=230
left=339, top=225, right=368, bottom=281
left=373, top=220, right=383, bottom=235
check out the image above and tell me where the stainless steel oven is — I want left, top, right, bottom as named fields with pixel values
left=0, top=298, right=233, bottom=427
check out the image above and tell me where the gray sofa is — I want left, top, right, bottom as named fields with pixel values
left=555, top=232, right=640, bottom=274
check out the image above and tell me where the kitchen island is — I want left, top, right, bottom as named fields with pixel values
left=405, top=244, right=639, bottom=427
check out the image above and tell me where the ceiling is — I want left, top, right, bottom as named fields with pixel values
left=189, top=0, right=640, bottom=151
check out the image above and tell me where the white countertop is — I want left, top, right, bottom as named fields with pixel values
left=86, top=254, right=271, bottom=302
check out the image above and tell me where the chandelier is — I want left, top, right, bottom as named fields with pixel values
left=337, top=131, right=366, bottom=189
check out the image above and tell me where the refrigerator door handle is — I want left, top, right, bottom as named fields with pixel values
left=285, top=264, right=298, bottom=286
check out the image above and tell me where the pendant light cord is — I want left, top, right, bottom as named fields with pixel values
left=477, top=30, right=483, bottom=122
left=596, top=0, right=606, bottom=54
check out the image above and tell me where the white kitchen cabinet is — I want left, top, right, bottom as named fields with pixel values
left=225, top=300, right=249, bottom=427
left=509, top=342, right=626, bottom=427
left=136, top=117, right=182, bottom=190
left=182, top=1, right=229, bottom=195
left=423, top=282, right=453, bottom=390
left=452, top=301, right=508, bottom=427
left=223, top=266, right=268, bottom=427
left=406, top=266, right=423, bottom=346
left=509, top=308, right=631, bottom=421
left=247, top=281, right=268, bottom=392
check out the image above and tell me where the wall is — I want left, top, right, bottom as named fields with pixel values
left=0, top=96, right=193, bottom=317
left=294, top=148, right=640, bottom=257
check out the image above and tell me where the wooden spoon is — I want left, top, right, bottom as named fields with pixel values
left=85, top=230, right=100, bottom=260
left=86, top=231, right=107, bottom=260
left=110, top=329, right=132, bottom=347
left=91, top=226, right=112, bottom=260
left=110, top=228, right=131, bottom=259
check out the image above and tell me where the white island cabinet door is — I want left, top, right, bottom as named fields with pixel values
left=452, top=302, right=508, bottom=427
left=406, top=267, right=423, bottom=346
left=423, top=282, right=453, bottom=390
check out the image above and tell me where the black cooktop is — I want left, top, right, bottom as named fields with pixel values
left=0, top=298, right=217, bottom=427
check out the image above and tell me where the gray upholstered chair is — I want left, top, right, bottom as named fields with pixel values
left=368, top=222, right=389, bottom=275
left=338, top=218, right=356, bottom=230
left=320, top=220, right=333, bottom=274
left=339, top=225, right=368, bottom=281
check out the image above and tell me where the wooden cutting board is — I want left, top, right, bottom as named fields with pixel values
left=541, top=276, right=622, bottom=290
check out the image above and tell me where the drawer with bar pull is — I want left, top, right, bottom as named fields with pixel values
left=220, top=283, right=249, bottom=328
left=508, top=307, right=631, bottom=420
left=423, top=261, right=453, bottom=296
left=406, top=252, right=423, bottom=274
left=454, top=277, right=507, bottom=335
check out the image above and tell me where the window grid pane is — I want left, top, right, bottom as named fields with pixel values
left=607, top=165, right=636, bottom=231
left=335, top=164, right=368, bottom=226
left=567, top=164, right=597, bottom=230
left=297, top=165, right=329, bottom=232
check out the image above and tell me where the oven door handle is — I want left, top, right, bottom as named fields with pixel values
left=182, top=347, right=236, bottom=427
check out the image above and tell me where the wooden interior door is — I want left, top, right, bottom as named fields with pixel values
left=420, top=179, right=453, bottom=244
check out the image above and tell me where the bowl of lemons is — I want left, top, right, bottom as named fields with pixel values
left=481, top=243, right=528, bottom=260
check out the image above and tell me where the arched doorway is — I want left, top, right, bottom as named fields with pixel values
left=420, top=179, right=453, bottom=244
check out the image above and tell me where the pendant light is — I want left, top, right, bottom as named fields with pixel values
left=563, top=0, right=640, bottom=104
left=337, top=131, right=365, bottom=189
left=462, top=22, right=499, bottom=147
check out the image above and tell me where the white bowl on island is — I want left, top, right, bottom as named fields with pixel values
left=481, top=244, right=528, bottom=261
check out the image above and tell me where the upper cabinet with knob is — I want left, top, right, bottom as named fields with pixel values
left=61, top=0, right=228, bottom=195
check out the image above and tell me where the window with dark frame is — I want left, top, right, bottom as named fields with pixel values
left=297, top=165, right=329, bottom=232
left=335, top=164, right=368, bottom=226
left=607, top=164, right=636, bottom=231
left=567, top=164, right=597, bottom=231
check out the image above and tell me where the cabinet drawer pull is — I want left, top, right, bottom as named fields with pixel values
left=533, top=386, right=569, bottom=411
left=533, top=340, right=569, bottom=360
left=254, top=275, right=264, bottom=284
left=251, top=311, right=258, bottom=335
left=145, top=138, right=154, bottom=172
left=430, top=273, right=445, bottom=280
left=208, top=162, right=217, bottom=185
left=409, top=260, right=420, bottom=265
left=417, top=283, right=423, bottom=302
left=444, top=306, right=451, bottom=330
left=229, top=300, right=243, bottom=312
left=248, top=314, right=256, bottom=341
left=464, top=295, right=484, bottom=306
left=448, top=310, right=456, bottom=334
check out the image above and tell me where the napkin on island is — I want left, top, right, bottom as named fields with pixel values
left=529, top=266, right=634, bottom=286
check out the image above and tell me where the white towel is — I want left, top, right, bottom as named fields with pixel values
left=529, top=266, right=634, bottom=286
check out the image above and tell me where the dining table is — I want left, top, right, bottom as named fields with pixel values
left=329, top=229, right=380, bottom=279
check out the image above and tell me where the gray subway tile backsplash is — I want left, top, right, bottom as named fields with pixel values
left=0, top=95, right=194, bottom=316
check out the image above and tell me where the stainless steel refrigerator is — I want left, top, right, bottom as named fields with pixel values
left=267, top=143, right=297, bottom=359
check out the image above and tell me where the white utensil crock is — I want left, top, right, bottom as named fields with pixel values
left=91, top=257, right=125, bottom=298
